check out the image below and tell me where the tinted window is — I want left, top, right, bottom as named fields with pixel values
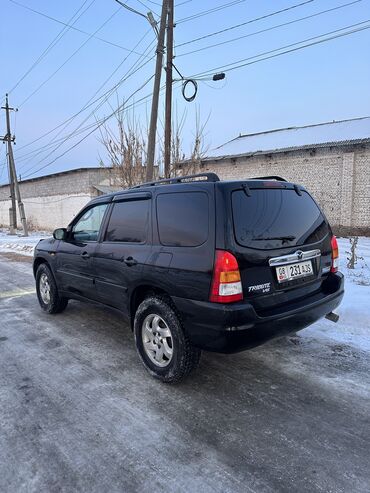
left=232, top=189, right=327, bottom=250
left=105, top=199, right=149, bottom=243
left=72, top=203, right=108, bottom=242
left=157, top=192, right=208, bottom=247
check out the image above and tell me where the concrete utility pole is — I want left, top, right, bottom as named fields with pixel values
left=0, top=95, right=28, bottom=236
left=164, top=0, right=174, bottom=179
left=146, top=0, right=168, bottom=181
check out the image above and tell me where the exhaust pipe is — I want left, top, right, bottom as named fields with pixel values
left=325, top=312, right=340, bottom=323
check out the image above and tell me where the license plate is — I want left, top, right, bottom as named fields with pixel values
left=276, top=260, right=313, bottom=283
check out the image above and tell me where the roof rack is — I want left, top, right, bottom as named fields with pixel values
left=249, top=175, right=287, bottom=182
left=130, top=173, right=220, bottom=189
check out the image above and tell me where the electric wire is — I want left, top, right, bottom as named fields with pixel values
left=7, top=0, right=150, bottom=57
left=7, top=0, right=97, bottom=96
left=176, top=0, right=362, bottom=58
left=134, top=0, right=159, bottom=16
left=16, top=37, right=157, bottom=173
left=17, top=49, right=156, bottom=172
left=114, top=0, right=148, bottom=20
left=16, top=78, right=184, bottom=182
left=18, top=7, right=121, bottom=108
left=14, top=34, right=155, bottom=156
left=20, top=75, right=156, bottom=180
left=177, top=0, right=249, bottom=24
left=15, top=32, right=155, bottom=165
left=176, top=0, right=316, bottom=48
left=191, top=20, right=370, bottom=79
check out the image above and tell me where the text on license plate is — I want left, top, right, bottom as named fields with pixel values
left=276, top=260, right=313, bottom=283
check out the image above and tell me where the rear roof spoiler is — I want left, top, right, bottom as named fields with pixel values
left=246, top=176, right=303, bottom=196
left=249, top=176, right=287, bottom=182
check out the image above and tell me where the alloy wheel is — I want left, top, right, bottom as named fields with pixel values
left=141, top=314, right=173, bottom=367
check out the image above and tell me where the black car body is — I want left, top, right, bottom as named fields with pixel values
left=33, top=174, right=344, bottom=382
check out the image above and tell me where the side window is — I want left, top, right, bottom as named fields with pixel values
left=157, top=192, right=209, bottom=247
left=72, top=203, right=108, bottom=242
left=105, top=199, right=150, bottom=243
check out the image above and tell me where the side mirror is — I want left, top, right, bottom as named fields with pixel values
left=53, top=228, right=67, bottom=240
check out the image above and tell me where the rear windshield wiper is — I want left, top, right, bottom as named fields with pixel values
left=253, top=235, right=296, bottom=242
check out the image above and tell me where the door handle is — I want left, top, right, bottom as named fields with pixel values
left=124, top=256, right=137, bottom=266
left=81, top=251, right=90, bottom=259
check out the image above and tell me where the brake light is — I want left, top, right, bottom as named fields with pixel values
left=210, top=250, right=243, bottom=303
left=331, top=235, right=339, bottom=273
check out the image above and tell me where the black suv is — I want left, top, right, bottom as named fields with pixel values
left=33, top=173, right=344, bottom=382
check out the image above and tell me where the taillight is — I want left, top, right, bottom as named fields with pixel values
left=210, top=250, right=243, bottom=303
left=331, top=235, right=339, bottom=273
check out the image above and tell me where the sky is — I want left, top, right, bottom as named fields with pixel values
left=0, top=0, right=369, bottom=183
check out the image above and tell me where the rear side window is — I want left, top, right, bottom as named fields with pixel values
left=232, top=189, right=327, bottom=250
left=105, top=199, right=149, bottom=243
left=157, top=191, right=209, bottom=247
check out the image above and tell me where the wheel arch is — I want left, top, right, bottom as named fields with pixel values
left=129, top=284, right=171, bottom=329
left=33, top=256, right=50, bottom=278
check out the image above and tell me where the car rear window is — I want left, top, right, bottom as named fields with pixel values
left=232, top=188, right=327, bottom=250
left=157, top=191, right=209, bottom=247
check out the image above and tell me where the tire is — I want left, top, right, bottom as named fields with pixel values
left=36, top=263, right=68, bottom=314
left=134, top=295, right=201, bottom=383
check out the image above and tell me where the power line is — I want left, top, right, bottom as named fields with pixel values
left=18, top=7, right=121, bottom=108
left=15, top=33, right=155, bottom=164
left=114, top=0, right=148, bottom=20
left=177, top=0, right=248, bottom=24
left=16, top=77, right=184, bottom=182
left=192, top=20, right=370, bottom=79
left=17, top=55, right=155, bottom=172
left=134, top=0, right=159, bottom=16
left=145, top=0, right=192, bottom=5
left=7, top=0, right=150, bottom=57
left=17, top=51, right=155, bottom=173
left=7, top=0, right=97, bottom=95
left=176, top=0, right=316, bottom=48
left=16, top=37, right=157, bottom=174
left=176, top=0, right=362, bottom=58
left=14, top=33, right=155, bottom=156
left=21, top=76, right=156, bottom=180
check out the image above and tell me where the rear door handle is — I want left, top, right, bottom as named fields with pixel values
left=124, top=256, right=137, bottom=266
left=81, top=251, right=90, bottom=259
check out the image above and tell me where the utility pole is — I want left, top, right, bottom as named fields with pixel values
left=164, top=0, right=174, bottom=179
left=1, top=95, right=28, bottom=236
left=146, top=0, right=168, bottom=181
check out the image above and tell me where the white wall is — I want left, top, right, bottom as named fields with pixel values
left=0, top=193, right=91, bottom=231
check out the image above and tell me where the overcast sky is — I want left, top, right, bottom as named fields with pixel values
left=1, top=0, right=369, bottom=183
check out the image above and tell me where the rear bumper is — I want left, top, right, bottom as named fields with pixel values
left=172, top=272, right=344, bottom=353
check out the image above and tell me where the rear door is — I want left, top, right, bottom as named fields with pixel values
left=93, top=193, right=152, bottom=314
left=227, top=181, right=332, bottom=313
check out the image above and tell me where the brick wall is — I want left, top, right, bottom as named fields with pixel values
left=0, top=168, right=115, bottom=230
left=188, top=143, right=370, bottom=235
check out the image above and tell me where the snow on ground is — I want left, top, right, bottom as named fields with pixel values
left=303, top=237, right=370, bottom=352
left=0, top=229, right=369, bottom=350
left=0, top=229, right=50, bottom=256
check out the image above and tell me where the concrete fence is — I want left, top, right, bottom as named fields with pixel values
left=0, top=168, right=115, bottom=231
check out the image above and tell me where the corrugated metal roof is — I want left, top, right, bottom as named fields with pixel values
left=205, top=116, right=370, bottom=161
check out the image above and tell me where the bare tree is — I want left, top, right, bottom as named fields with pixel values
left=346, top=236, right=364, bottom=269
left=99, top=105, right=209, bottom=186
left=169, top=109, right=210, bottom=177
left=98, top=106, right=148, bottom=189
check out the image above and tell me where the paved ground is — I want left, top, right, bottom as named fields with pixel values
left=0, top=254, right=369, bottom=493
